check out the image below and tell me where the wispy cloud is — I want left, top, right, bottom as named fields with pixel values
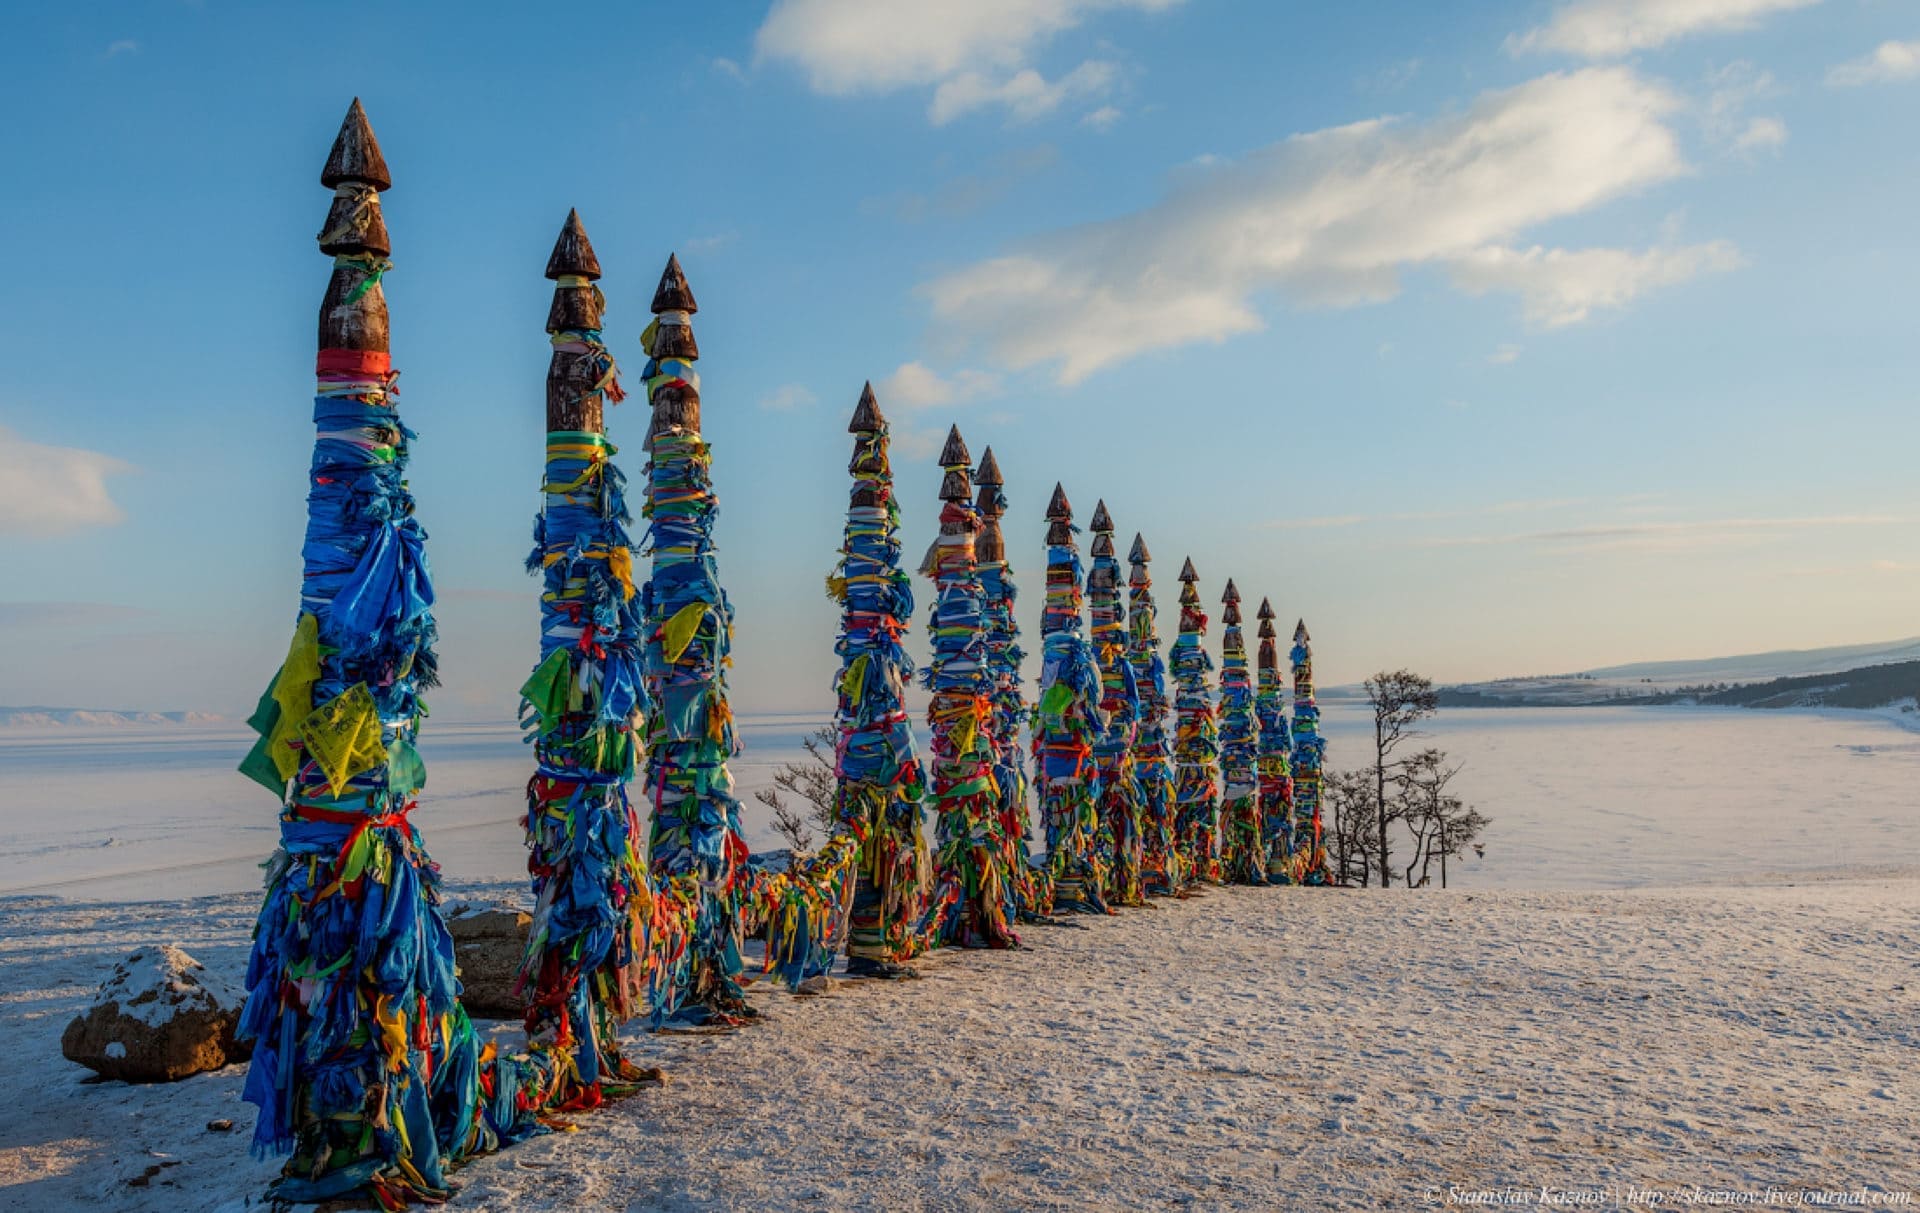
left=1260, top=515, right=1369, bottom=531
left=759, top=383, right=818, bottom=412
left=105, top=39, right=139, bottom=58
left=860, top=145, right=1059, bottom=223
left=1418, top=514, right=1899, bottom=552
left=1827, top=39, right=1920, bottom=88
left=1448, top=241, right=1743, bottom=328
left=754, top=0, right=1179, bottom=124
left=0, top=426, right=132, bottom=535
left=921, top=67, right=1722, bottom=383
left=1507, top=0, right=1821, bottom=59
left=683, top=230, right=737, bottom=254
left=876, top=361, right=1001, bottom=410
left=1081, top=104, right=1124, bottom=131
left=1702, top=61, right=1787, bottom=157
left=710, top=56, right=747, bottom=83
left=1488, top=343, right=1523, bottom=365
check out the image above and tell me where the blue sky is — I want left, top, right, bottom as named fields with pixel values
left=1, top=0, right=1917, bottom=718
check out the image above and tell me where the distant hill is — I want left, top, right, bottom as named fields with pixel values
left=1439, top=658, right=1920, bottom=713
left=0, top=707, right=227, bottom=728
left=1586, top=637, right=1920, bottom=686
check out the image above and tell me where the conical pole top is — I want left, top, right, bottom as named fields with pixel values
left=849, top=381, right=883, bottom=433
left=1257, top=597, right=1275, bottom=620
left=1178, top=557, right=1198, bottom=583
left=938, top=424, right=970, bottom=468
left=1221, top=578, right=1240, bottom=604
left=545, top=208, right=602, bottom=280
left=1090, top=499, right=1113, bottom=534
left=1295, top=619, right=1311, bottom=643
left=652, top=253, right=699, bottom=314
left=321, top=98, right=391, bottom=191
left=1128, top=533, right=1150, bottom=564
left=1258, top=614, right=1277, bottom=639
left=975, top=446, right=1004, bottom=486
left=1045, top=482, right=1071, bottom=521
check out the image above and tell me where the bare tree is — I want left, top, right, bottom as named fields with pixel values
left=1397, top=749, right=1488, bottom=888
left=1362, top=670, right=1438, bottom=888
left=751, top=725, right=840, bottom=852
left=1320, top=768, right=1379, bottom=887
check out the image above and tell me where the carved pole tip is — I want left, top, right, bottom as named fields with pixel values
left=1045, top=482, right=1071, bottom=520
left=1179, top=557, right=1198, bottom=582
left=938, top=424, right=970, bottom=468
left=1257, top=597, right=1275, bottom=620
left=1295, top=619, right=1311, bottom=643
left=849, top=382, right=883, bottom=433
left=652, top=254, right=698, bottom=314
left=545, top=209, right=602, bottom=280
left=1089, top=499, right=1113, bottom=534
left=974, top=446, right=1004, bottom=487
left=321, top=97, right=391, bottom=191
left=1128, top=533, right=1150, bottom=564
left=1222, top=579, right=1240, bottom=604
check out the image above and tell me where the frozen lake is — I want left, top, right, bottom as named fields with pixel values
left=1, top=705, right=1915, bottom=900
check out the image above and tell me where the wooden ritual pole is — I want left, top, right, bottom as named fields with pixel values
left=1088, top=501, right=1146, bottom=906
left=1254, top=598, right=1297, bottom=884
left=1290, top=620, right=1331, bottom=885
left=975, top=448, right=1049, bottom=920
left=1035, top=484, right=1110, bottom=913
left=1171, top=557, right=1222, bottom=884
left=922, top=426, right=1019, bottom=947
left=518, top=211, right=673, bottom=1083
left=235, top=99, right=504, bottom=1205
left=1128, top=534, right=1180, bottom=895
left=638, top=256, right=755, bottom=1019
left=1217, top=579, right=1264, bottom=884
left=831, top=383, right=935, bottom=976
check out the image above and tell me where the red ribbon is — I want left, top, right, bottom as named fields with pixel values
left=317, top=348, right=393, bottom=377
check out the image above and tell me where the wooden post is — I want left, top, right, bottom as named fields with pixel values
left=638, top=255, right=755, bottom=1018
left=518, top=210, right=665, bottom=1084
left=922, top=426, right=1020, bottom=947
left=238, top=98, right=503, bottom=1206
left=1035, top=483, right=1110, bottom=913
left=1171, top=557, right=1222, bottom=884
left=1216, top=578, right=1264, bottom=883
left=1127, top=533, right=1179, bottom=895
left=1254, top=598, right=1298, bottom=884
left=1290, top=620, right=1331, bottom=884
left=974, top=448, right=1048, bottom=919
left=1088, top=500, right=1145, bottom=906
left=833, top=383, right=934, bottom=977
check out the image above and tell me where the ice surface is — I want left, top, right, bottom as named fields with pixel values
left=3, top=706, right=1916, bottom=899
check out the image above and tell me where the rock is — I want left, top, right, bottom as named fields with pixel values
left=447, top=903, right=531, bottom=1019
left=61, top=945, right=247, bottom=1083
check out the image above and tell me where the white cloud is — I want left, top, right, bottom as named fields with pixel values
left=1507, top=0, right=1821, bottom=59
left=1734, top=115, right=1787, bottom=152
left=759, top=383, right=818, bottom=412
left=754, top=0, right=1178, bottom=123
left=931, top=60, right=1117, bottom=125
left=1081, top=104, right=1124, bottom=131
left=105, top=39, right=138, bottom=58
left=711, top=56, right=747, bottom=83
left=0, top=426, right=131, bottom=535
left=1448, top=241, right=1743, bottom=328
left=1489, top=343, right=1523, bottom=365
left=921, top=68, right=1715, bottom=383
left=876, top=361, right=1001, bottom=410
left=1701, top=60, right=1786, bottom=155
left=1827, top=39, right=1920, bottom=87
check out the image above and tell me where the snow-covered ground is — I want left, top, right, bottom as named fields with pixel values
left=1, top=878, right=1915, bottom=1210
